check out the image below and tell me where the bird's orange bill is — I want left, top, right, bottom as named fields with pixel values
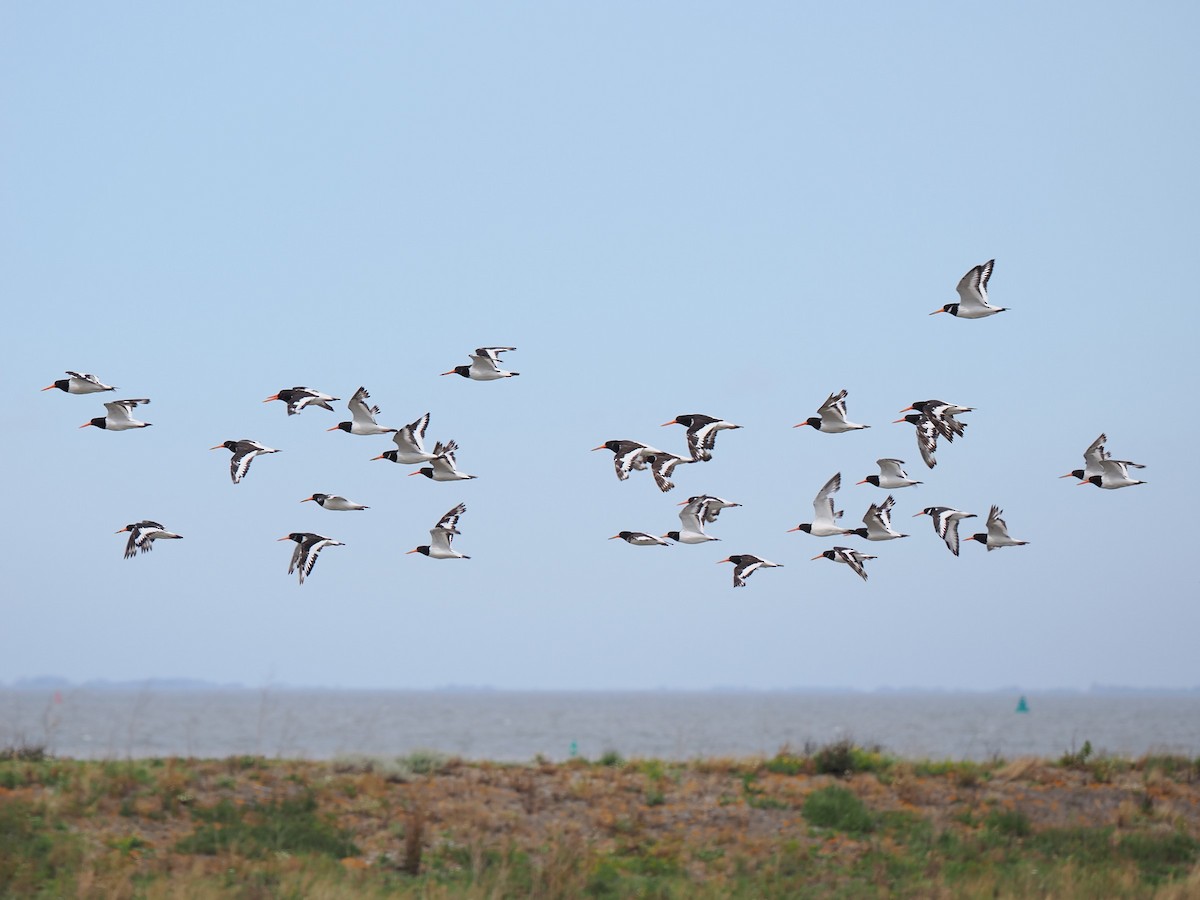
left=792, top=422, right=811, bottom=428
left=41, top=385, right=57, bottom=391
left=276, top=536, right=292, bottom=541
left=404, top=548, right=420, bottom=554
left=370, top=455, right=385, bottom=461
left=911, top=511, right=929, bottom=517
left=855, top=479, right=870, bottom=485
left=301, top=497, right=315, bottom=503
left=929, top=309, right=947, bottom=315
left=785, top=526, right=803, bottom=533
left=325, top=426, right=341, bottom=431
left=590, top=445, right=607, bottom=451
left=78, top=422, right=94, bottom=428
left=810, top=554, right=825, bottom=560
left=891, top=418, right=908, bottom=424
left=898, top=406, right=916, bottom=413
left=1058, top=473, right=1077, bottom=479
left=716, top=558, right=732, bottom=564
left=263, top=394, right=280, bottom=402
left=660, top=419, right=678, bottom=427
left=115, top=527, right=129, bottom=533
left=439, top=370, right=456, bottom=376
left=208, top=444, right=225, bottom=450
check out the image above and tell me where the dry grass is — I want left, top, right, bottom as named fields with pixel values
left=1, top=750, right=1199, bottom=897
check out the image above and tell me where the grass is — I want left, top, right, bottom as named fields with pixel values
left=1, top=743, right=1199, bottom=898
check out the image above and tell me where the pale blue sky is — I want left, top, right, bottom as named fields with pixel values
left=3, top=3, right=1197, bottom=690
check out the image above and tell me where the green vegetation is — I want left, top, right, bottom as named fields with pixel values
left=1, top=742, right=1198, bottom=898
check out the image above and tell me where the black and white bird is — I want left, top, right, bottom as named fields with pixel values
left=1061, top=433, right=1111, bottom=483
left=441, top=347, right=519, bottom=380
left=302, top=493, right=369, bottom=511
left=787, top=473, right=853, bottom=537
left=811, top=547, right=877, bottom=581
left=44, top=371, right=116, bottom=394
left=664, top=496, right=720, bottom=544
left=278, top=533, right=345, bottom=584
left=210, top=440, right=280, bottom=484
left=647, top=451, right=693, bottom=493
left=678, top=496, right=742, bottom=523
left=717, top=555, right=783, bottom=588
left=912, top=507, right=977, bottom=557
left=592, top=440, right=660, bottom=482
left=407, top=503, right=471, bottom=559
left=263, top=387, right=339, bottom=416
left=857, top=458, right=922, bottom=489
left=964, top=505, right=1029, bottom=550
left=899, top=400, right=973, bottom=441
left=893, top=413, right=941, bottom=469
left=845, top=496, right=909, bottom=542
left=371, top=413, right=439, bottom=465
left=661, top=413, right=742, bottom=461
left=610, top=531, right=671, bottom=547
left=79, top=399, right=152, bottom=431
left=1078, top=458, right=1148, bottom=490
left=408, top=440, right=476, bottom=481
left=327, top=387, right=397, bottom=435
left=116, top=521, right=182, bottom=559
left=931, top=259, right=1006, bottom=318
left=794, top=389, right=869, bottom=433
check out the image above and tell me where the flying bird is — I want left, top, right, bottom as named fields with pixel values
left=963, top=505, right=1029, bottom=550
left=441, top=347, right=519, bottom=380
left=592, top=440, right=660, bottom=482
left=278, top=533, right=345, bottom=584
left=43, top=371, right=116, bottom=394
left=912, top=506, right=977, bottom=556
left=898, top=400, right=973, bottom=440
left=661, top=413, right=742, bottom=461
left=664, top=496, right=720, bottom=544
left=678, top=496, right=741, bottom=523
left=857, top=458, right=922, bottom=489
left=811, top=547, right=877, bottom=581
left=931, top=259, right=1006, bottom=318
left=116, top=521, right=182, bottom=559
left=787, top=473, right=853, bottom=537
left=845, top=495, right=909, bottom=541
left=610, top=531, right=671, bottom=547
left=327, top=387, right=397, bottom=435
left=794, top=389, right=869, bottom=433
left=408, top=440, right=476, bottom=481
left=79, top=399, right=152, bottom=431
left=1078, top=458, right=1147, bottom=490
left=210, top=440, right=280, bottom=484
left=893, top=413, right=941, bottom=469
left=263, top=387, right=339, bottom=416
left=648, top=451, right=693, bottom=493
left=717, top=555, right=783, bottom=587
left=371, top=413, right=439, bottom=465
left=407, top=503, right=471, bottom=559
left=302, top=493, right=368, bottom=511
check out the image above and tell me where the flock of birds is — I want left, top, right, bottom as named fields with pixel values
left=590, top=260, right=1147, bottom=587
left=44, top=347, right=520, bottom=583
left=44, top=260, right=1148, bottom=588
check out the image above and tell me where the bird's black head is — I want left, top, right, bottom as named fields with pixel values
left=412, top=545, right=431, bottom=556
left=378, top=450, right=399, bottom=463
left=52, top=379, right=70, bottom=392
left=332, top=422, right=352, bottom=433
left=861, top=475, right=881, bottom=487
left=88, top=416, right=107, bottom=429
left=284, top=532, right=305, bottom=543
left=416, top=467, right=434, bottom=479
left=1064, top=469, right=1085, bottom=481
left=450, top=366, right=470, bottom=378
left=1085, top=475, right=1102, bottom=487
left=794, top=523, right=814, bottom=534
left=897, top=414, right=923, bottom=426
left=966, top=533, right=987, bottom=545
left=940, top=304, right=959, bottom=316
left=219, top=440, right=238, bottom=451
left=665, top=531, right=681, bottom=541
left=595, top=440, right=622, bottom=453
left=804, top=416, right=822, bottom=429
left=845, top=528, right=869, bottom=539
left=616, top=531, right=635, bottom=540
left=817, top=550, right=837, bottom=561
left=311, top=493, right=329, bottom=504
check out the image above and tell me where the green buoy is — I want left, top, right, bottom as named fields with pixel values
left=1015, top=695, right=1030, bottom=713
